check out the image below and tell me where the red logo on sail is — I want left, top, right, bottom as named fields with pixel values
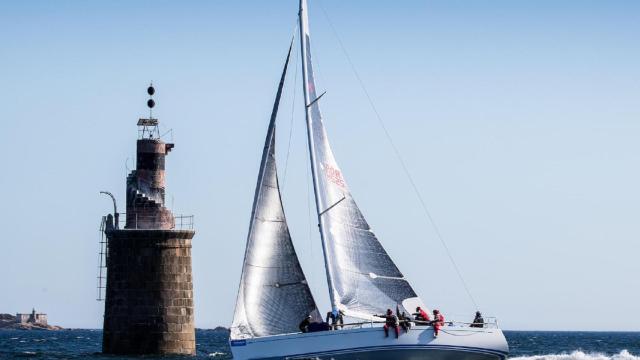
left=324, top=163, right=346, bottom=188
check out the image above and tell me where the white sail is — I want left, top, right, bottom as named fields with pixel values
left=231, top=43, right=321, bottom=340
left=298, top=0, right=426, bottom=320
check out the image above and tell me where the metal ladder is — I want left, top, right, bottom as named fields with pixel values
left=96, top=216, right=108, bottom=301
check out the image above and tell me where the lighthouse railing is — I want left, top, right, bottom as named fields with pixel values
left=113, top=213, right=195, bottom=230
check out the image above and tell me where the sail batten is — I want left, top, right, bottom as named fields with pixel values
left=299, top=0, right=426, bottom=320
left=231, top=42, right=321, bottom=340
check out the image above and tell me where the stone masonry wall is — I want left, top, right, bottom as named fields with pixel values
left=103, top=229, right=195, bottom=355
left=125, top=138, right=175, bottom=230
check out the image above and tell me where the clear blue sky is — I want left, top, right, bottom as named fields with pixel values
left=1, top=0, right=639, bottom=331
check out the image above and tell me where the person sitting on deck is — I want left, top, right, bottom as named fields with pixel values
left=377, top=309, right=400, bottom=339
left=307, top=321, right=332, bottom=332
left=300, top=314, right=332, bottom=333
left=413, top=306, right=430, bottom=323
left=299, top=315, right=312, bottom=333
left=398, top=311, right=411, bottom=333
left=325, top=310, right=344, bottom=330
left=470, top=311, right=484, bottom=328
left=431, top=309, right=445, bottom=338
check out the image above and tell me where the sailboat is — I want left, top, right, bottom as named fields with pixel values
left=230, top=1, right=510, bottom=359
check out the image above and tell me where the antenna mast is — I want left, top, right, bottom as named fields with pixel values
left=138, top=83, right=159, bottom=139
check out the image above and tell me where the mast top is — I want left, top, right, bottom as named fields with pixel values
left=138, top=82, right=159, bottom=139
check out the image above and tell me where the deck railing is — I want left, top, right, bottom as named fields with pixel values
left=229, top=315, right=500, bottom=339
left=336, top=316, right=499, bottom=330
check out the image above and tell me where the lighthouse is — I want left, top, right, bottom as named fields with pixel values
left=101, top=85, right=196, bottom=355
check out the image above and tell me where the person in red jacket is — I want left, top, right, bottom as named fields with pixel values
left=413, top=307, right=430, bottom=323
left=432, top=309, right=445, bottom=337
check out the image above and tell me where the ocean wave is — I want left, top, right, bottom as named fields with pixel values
left=511, top=350, right=639, bottom=360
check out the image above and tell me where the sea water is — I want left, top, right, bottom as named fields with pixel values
left=0, top=329, right=638, bottom=359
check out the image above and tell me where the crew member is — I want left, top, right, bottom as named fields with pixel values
left=432, top=309, right=445, bottom=337
left=413, top=306, right=430, bottom=323
left=378, top=309, right=400, bottom=339
left=399, top=311, right=411, bottom=333
left=471, top=311, right=484, bottom=328
left=299, top=315, right=312, bottom=333
left=325, top=310, right=344, bottom=330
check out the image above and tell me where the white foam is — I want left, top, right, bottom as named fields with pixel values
left=208, top=352, right=226, bottom=357
left=510, top=350, right=639, bottom=360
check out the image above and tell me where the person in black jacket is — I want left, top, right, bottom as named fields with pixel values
left=377, top=309, right=400, bottom=339
left=299, top=315, right=312, bottom=333
left=470, top=311, right=484, bottom=328
left=399, top=311, right=412, bottom=333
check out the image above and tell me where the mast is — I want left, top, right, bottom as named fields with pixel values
left=299, top=0, right=338, bottom=314
left=297, top=0, right=425, bottom=320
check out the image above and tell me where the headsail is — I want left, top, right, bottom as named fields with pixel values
left=231, top=42, right=321, bottom=340
left=298, top=0, right=426, bottom=320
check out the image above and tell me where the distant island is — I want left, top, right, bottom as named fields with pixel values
left=0, top=310, right=63, bottom=331
left=197, top=326, right=229, bottom=332
left=0, top=313, right=227, bottom=332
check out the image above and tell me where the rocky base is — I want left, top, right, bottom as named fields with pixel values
left=103, top=230, right=195, bottom=355
left=0, top=314, right=63, bottom=331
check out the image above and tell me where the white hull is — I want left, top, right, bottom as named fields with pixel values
left=230, top=325, right=509, bottom=360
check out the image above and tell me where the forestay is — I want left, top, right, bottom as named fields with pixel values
left=298, top=0, right=426, bottom=320
left=231, top=43, right=321, bottom=340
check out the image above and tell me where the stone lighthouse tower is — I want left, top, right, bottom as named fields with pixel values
left=102, top=85, right=196, bottom=355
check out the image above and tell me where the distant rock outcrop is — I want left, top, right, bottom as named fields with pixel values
left=196, top=326, right=230, bottom=333
left=0, top=314, right=63, bottom=331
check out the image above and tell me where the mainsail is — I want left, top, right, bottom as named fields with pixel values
left=231, top=43, right=321, bottom=340
left=299, top=0, right=426, bottom=320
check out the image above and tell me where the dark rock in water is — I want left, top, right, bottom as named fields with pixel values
left=212, top=326, right=230, bottom=332
left=0, top=313, right=63, bottom=331
left=0, top=314, right=17, bottom=328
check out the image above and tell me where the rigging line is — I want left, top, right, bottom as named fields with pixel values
left=317, top=1, right=479, bottom=311
left=282, top=20, right=300, bottom=189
